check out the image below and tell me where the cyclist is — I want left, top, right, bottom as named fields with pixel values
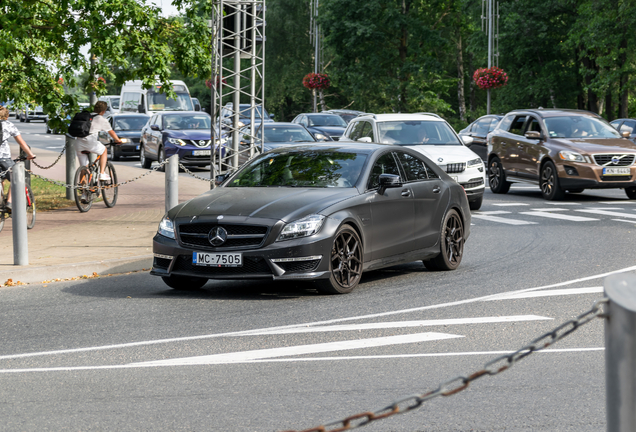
left=0, top=106, right=36, bottom=212
left=74, top=101, right=122, bottom=182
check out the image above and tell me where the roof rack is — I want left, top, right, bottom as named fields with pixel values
left=356, top=113, right=375, bottom=119
left=414, top=112, right=443, bottom=119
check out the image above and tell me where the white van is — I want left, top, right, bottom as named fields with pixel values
left=119, top=80, right=201, bottom=116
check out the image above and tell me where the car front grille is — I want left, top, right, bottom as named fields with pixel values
left=173, top=255, right=272, bottom=275
left=460, top=178, right=485, bottom=189
left=445, top=163, right=466, bottom=173
left=178, top=223, right=269, bottom=249
left=278, top=259, right=321, bottom=273
left=593, top=154, right=636, bottom=166
left=185, top=139, right=211, bottom=148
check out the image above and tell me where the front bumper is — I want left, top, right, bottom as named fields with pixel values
left=557, top=162, right=636, bottom=190
left=165, top=144, right=225, bottom=167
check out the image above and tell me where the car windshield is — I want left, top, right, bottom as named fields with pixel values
left=114, top=117, right=148, bottom=131
left=544, top=116, right=621, bottom=138
left=262, top=126, right=316, bottom=142
left=307, top=115, right=347, bottom=127
left=377, top=121, right=462, bottom=145
left=238, top=105, right=269, bottom=119
left=227, top=150, right=367, bottom=188
left=163, top=115, right=211, bottom=130
left=110, top=97, right=120, bottom=110
left=148, top=91, right=194, bottom=111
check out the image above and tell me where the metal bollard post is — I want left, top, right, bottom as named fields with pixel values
left=65, top=135, right=77, bottom=200
left=605, top=273, right=636, bottom=432
left=11, top=162, right=28, bottom=265
left=165, top=155, right=179, bottom=213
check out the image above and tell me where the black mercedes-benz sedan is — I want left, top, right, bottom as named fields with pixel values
left=151, top=143, right=471, bottom=294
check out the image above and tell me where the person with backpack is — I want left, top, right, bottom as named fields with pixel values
left=71, top=101, right=122, bottom=181
left=0, top=106, right=36, bottom=212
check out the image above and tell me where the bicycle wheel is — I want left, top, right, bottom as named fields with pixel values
left=74, top=166, right=93, bottom=212
left=101, top=162, right=118, bottom=208
left=26, top=185, right=35, bottom=229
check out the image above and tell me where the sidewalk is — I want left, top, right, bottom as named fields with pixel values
left=0, top=147, right=212, bottom=285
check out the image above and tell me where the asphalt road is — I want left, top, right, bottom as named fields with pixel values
left=3, top=119, right=634, bottom=431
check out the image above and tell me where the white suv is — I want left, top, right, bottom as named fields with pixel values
left=339, top=113, right=486, bottom=210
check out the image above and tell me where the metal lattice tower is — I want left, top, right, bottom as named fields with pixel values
left=210, top=0, right=266, bottom=184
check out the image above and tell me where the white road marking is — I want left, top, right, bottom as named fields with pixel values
left=530, top=208, right=569, bottom=211
left=509, top=186, right=537, bottom=189
left=471, top=213, right=537, bottom=225
left=1, top=264, right=633, bottom=362
left=134, top=333, right=464, bottom=366
left=492, top=203, right=529, bottom=207
left=542, top=202, right=581, bottom=205
left=600, top=201, right=636, bottom=204
left=613, top=219, right=636, bottom=224
left=243, top=315, right=552, bottom=336
left=519, top=211, right=598, bottom=222
left=486, top=287, right=603, bottom=301
left=577, top=209, right=636, bottom=219
left=474, top=210, right=512, bottom=215
left=0, top=348, right=605, bottom=373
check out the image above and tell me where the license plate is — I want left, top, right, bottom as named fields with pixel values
left=451, top=176, right=458, bottom=182
left=602, top=167, right=630, bottom=175
left=136, top=145, right=140, bottom=150
left=192, top=252, right=242, bottom=267
left=192, top=150, right=211, bottom=156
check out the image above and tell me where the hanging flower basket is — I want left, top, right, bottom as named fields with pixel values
left=302, top=73, right=330, bottom=90
left=473, top=66, right=508, bottom=90
left=206, top=77, right=227, bottom=89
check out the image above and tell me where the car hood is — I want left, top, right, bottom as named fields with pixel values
left=551, top=138, right=636, bottom=153
left=175, top=187, right=359, bottom=222
left=163, top=130, right=212, bottom=140
left=406, top=144, right=480, bottom=164
left=309, top=126, right=346, bottom=136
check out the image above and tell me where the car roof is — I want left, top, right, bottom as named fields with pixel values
left=158, top=111, right=209, bottom=116
left=266, top=142, right=391, bottom=155
left=506, top=108, right=601, bottom=119
left=300, top=112, right=342, bottom=116
left=324, top=109, right=365, bottom=114
left=109, top=113, right=149, bottom=117
left=261, top=122, right=305, bottom=127
left=354, top=113, right=445, bottom=122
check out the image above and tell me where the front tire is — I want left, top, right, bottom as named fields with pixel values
left=101, top=162, right=118, bottom=208
left=162, top=275, right=208, bottom=290
left=488, top=157, right=511, bottom=194
left=424, top=209, right=464, bottom=271
left=540, top=161, right=565, bottom=201
left=626, top=187, right=636, bottom=199
left=468, top=195, right=483, bottom=211
left=140, top=144, right=152, bottom=169
left=109, top=144, right=119, bottom=161
left=316, top=224, right=363, bottom=294
left=158, top=147, right=166, bottom=172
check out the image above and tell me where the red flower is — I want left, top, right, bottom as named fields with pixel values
left=303, top=73, right=330, bottom=90
left=473, top=67, right=508, bottom=90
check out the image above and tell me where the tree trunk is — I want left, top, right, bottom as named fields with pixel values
left=319, top=89, right=327, bottom=111
left=582, top=54, right=599, bottom=113
left=456, top=33, right=467, bottom=123
left=397, top=0, right=411, bottom=112
left=618, top=37, right=629, bottom=118
left=605, top=91, right=613, bottom=121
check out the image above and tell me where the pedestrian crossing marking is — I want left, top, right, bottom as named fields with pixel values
left=542, top=202, right=581, bottom=205
left=613, top=219, right=636, bottom=224
left=576, top=209, right=636, bottom=219
left=519, top=211, right=598, bottom=222
left=472, top=213, right=537, bottom=225
left=492, top=203, right=529, bottom=207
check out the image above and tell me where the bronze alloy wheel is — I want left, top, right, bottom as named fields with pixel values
left=488, top=158, right=510, bottom=194
left=317, top=225, right=363, bottom=294
left=540, top=161, right=565, bottom=200
left=424, top=209, right=464, bottom=271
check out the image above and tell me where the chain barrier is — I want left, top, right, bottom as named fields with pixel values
left=281, top=298, right=609, bottom=432
left=178, top=163, right=214, bottom=183
left=30, top=147, right=66, bottom=170
left=26, top=159, right=169, bottom=191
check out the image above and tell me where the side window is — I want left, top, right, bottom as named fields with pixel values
left=367, top=153, right=402, bottom=190
left=360, top=122, right=374, bottom=140
left=620, top=121, right=634, bottom=134
left=474, top=117, right=492, bottom=135
left=149, top=115, right=157, bottom=127
left=488, top=118, right=500, bottom=132
left=498, top=114, right=514, bottom=132
left=610, top=120, right=622, bottom=130
left=348, top=121, right=365, bottom=141
left=525, top=117, right=542, bottom=133
left=396, top=151, right=428, bottom=182
left=508, top=115, right=527, bottom=135
left=121, top=92, right=140, bottom=112
left=424, top=162, right=439, bottom=179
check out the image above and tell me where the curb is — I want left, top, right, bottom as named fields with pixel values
left=0, top=255, right=153, bottom=285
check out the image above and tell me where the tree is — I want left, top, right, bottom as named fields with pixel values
left=0, top=0, right=211, bottom=129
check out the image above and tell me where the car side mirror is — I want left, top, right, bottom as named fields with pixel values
left=215, top=174, right=227, bottom=184
left=150, top=125, right=160, bottom=131
left=524, top=131, right=542, bottom=140
left=194, top=103, right=201, bottom=112
left=269, top=113, right=275, bottom=119
left=622, top=131, right=631, bottom=138
left=378, top=173, right=402, bottom=195
left=357, top=137, right=372, bottom=143
left=138, top=104, right=146, bottom=114
left=460, top=135, right=474, bottom=145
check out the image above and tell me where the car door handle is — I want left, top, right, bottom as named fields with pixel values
left=401, top=189, right=411, bottom=197
left=433, top=187, right=441, bottom=194
left=501, top=142, right=507, bottom=147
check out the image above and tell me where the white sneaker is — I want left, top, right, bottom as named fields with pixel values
left=98, top=173, right=111, bottom=182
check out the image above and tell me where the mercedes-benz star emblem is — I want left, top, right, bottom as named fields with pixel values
left=611, top=155, right=621, bottom=165
left=438, top=157, right=444, bottom=163
left=208, top=226, right=228, bottom=247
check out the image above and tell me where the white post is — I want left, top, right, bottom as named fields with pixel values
left=165, top=155, right=179, bottom=213
left=11, top=162, right=28, bottom=265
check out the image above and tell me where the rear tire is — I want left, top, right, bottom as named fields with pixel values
left=488, top=157, right=511, bottom=194
left=161, top=275, right=208, bottom=290
left=26, top=185, right=35, bottom=229
left=101, top=162, right=118, bottom=208
left=140, top=145, right=152, bottom=169
left=540, top=161, right=565, bottom=200
left=468, top=195, right=483, bottom=211
left=315, top=224, right=363, bottom=294
left=424, top=209, right=464, bottom=271
left=626, top=187, right=636, bottom=199
left=74, top=166, right=93, bottom=212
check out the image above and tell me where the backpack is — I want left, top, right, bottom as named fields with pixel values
left=68, top=110, right=94, bottom=138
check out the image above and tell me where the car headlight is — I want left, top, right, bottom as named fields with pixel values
left=277, top=214, right=326, bottom=241
left=167, top=138, right=187, bottom=146
left=467, top=157, right=483, bottom=167
left=119, top=138, right=131, bottom=144
left=238, top=121, right=246, bottom=128
left=314, top=133, right=329, bottom=141
left=158, top=216, right=175, bottom=239
left=559, top=150, right=585, bottom=162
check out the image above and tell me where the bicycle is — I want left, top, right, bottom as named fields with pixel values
left=73, top=145, right=118, bottom=212
left=0, top=156, right=36, bottom=232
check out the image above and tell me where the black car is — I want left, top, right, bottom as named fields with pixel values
left=458, top=114, right=503, bottom=161
left=291, top=113, right=348, bottom=141
left=99, top=113, right=149, bottom=160
left=151, top=143, right=471, bottom=294
left=239, top=122, right=317, bottom=153
left=323, top=109, right=367, bottom=124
